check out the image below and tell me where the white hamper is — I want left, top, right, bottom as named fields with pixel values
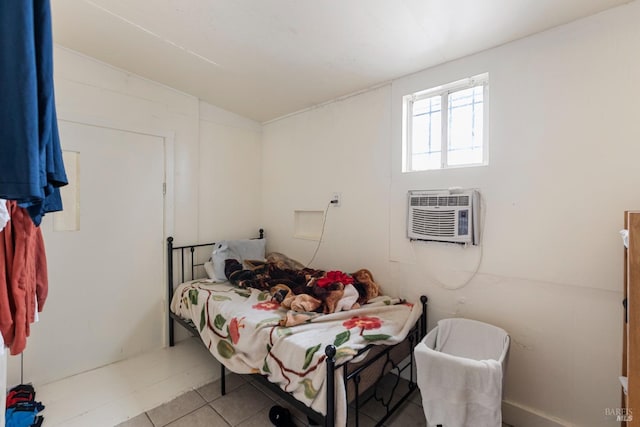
left=414, top=318, right=509, bottom=427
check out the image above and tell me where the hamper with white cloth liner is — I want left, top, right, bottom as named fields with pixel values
left=414, top=318, right=510, bottom=427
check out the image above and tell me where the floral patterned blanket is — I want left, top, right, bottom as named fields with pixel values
left=170, top=279, right=422, bottom=425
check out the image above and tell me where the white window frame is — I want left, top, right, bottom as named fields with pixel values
left=402, top=73, right=489, bottom=172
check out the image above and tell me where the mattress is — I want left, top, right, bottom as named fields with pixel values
left=170, top=279, right=421, bottom=424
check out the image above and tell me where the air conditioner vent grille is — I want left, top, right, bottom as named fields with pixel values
left=411, top=209, right=456, bottom=237
left=409, top=195, right=470, bottom=207
left=407, top=189, right=480, bottom=245
left=457, top=196, right=469, bottom=205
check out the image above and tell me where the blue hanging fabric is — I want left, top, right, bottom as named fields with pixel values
left=0, top=0, right=67, bottom=226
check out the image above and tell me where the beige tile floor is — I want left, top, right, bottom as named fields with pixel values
left=116, top=371, right=429, bottom=427
left=36, top=338, right=221, bottom=427
left=36, top=337, right=511, bottom=427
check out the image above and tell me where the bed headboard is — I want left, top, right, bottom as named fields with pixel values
left=166, top=229, right=264, bottom=346
left=167, top=228, right=264, bottom=285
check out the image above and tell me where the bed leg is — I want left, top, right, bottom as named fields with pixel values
left=167, top=237, right=175, bottom=347
left=169, top=318, right=175, bottom=347
left=420, top=295, right=428, bottom=339
left=353, top=375, right=361, bottom=427
left=221, top=363, right=226, bottom=396
left=325, top=345, right=336, bottom=427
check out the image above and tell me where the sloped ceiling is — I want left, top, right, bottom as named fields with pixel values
left=52, top=0, right=631, bottom=122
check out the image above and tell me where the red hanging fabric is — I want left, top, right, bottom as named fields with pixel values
left=0, top=201, right=48, bottom=355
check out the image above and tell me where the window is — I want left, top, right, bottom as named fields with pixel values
left=403, top=74, right=488, bottom=172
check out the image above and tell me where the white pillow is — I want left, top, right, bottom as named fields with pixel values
left=204, top=260, right=216, bottom=280
left=212, top=239, right=266, bottom=281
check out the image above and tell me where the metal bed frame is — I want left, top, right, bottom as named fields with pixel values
left=167, top=232, right=428, bottom=427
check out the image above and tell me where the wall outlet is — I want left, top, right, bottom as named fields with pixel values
left=330, top=192, right=341, bottom=207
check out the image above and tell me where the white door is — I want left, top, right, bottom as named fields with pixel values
left=12, top=120, right=166, bottom=386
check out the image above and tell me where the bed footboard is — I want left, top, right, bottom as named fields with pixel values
left=248, top=295, right=428, bottom=427
left=323, top=295, right=428, bottom=427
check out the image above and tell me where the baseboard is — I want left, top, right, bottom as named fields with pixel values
left=502, top=400, right=573, bottom=427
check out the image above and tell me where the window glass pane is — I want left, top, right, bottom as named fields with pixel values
left=411, top=96, right=441, bottom=170
left=448, top=85, right=483, bottom=166
left=412, top=151, right=441, bottom=171
left=404, top=74, right=487, bottom=172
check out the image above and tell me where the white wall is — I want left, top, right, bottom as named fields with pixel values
left=262, top=3, right=640, bottom=426
left=198, top=101, right=263, bottom=242
left=6, top=47, right=261, bottom=387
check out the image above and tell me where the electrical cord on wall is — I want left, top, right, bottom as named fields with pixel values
left=305, top=200, right=333, bottom=268
left=445, top=245, right=483, bottom=290
left=410, top=242, right=484, bottom=290
left=411, top=192, right=486, bottom=290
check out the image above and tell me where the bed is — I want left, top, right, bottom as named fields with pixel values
left=166, top=231, right=428, bottom=427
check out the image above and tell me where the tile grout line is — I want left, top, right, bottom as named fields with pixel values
left=149, top=398, right=209, bottom=427
left=144, top=412, right=154, bottom=426
left=206, top=403, right=231, bottom=427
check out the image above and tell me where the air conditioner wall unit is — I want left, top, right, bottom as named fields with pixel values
left=407, top=189, right=480, bottom=245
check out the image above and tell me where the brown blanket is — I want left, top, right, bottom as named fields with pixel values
left=224, top=259, right=380, bottom=314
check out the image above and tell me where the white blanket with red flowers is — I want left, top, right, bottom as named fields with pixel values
left=170, top=279, right=421, bottom=426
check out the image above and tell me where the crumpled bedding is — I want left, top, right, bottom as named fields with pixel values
left=223, top=259, right=379, bottom=315
left=170, top=279, right=421, bottom=425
